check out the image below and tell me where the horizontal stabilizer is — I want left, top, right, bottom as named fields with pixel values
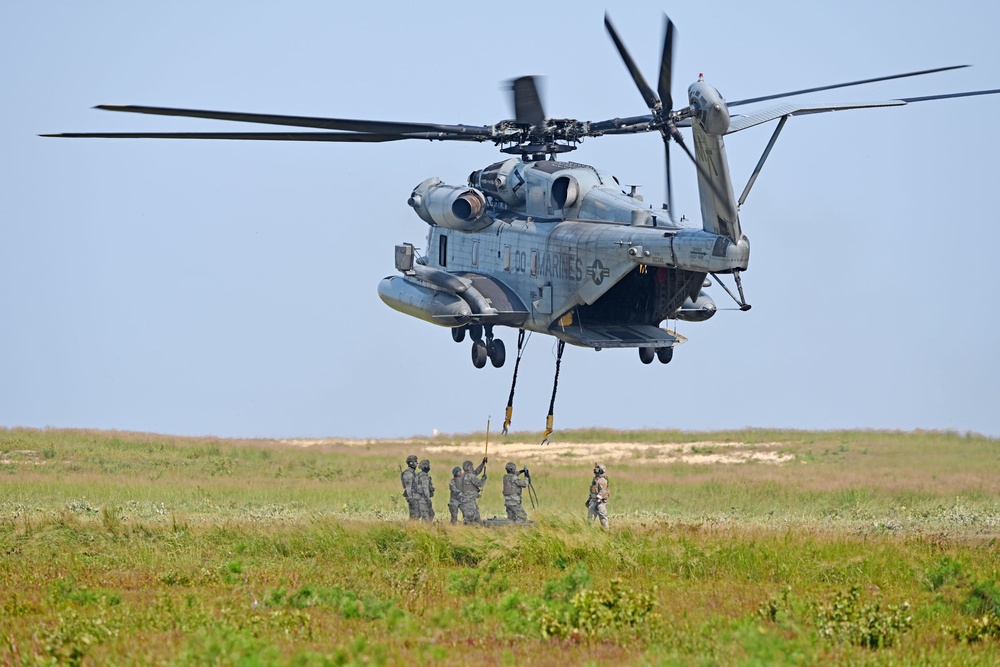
left=726, top=100, right=906, bottom=134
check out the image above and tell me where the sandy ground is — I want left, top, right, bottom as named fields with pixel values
left=1, top=440, right=791, bottom=467
left=0, top=450, right=45, bottom=465
left=278, top=439, right=794, bottom=465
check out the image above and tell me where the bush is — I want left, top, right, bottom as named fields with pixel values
left=947, top=613, right=1000, bottom=643
left=536, top=578, right=656, bottom=639
left=815, top=586, right=912, bottom=649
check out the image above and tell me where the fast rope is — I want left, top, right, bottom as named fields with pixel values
left=540, top=339, right=565, bottom=445
left=502, top=329, right=528, bottom=435
left=526, top=475, right=539, bottom=509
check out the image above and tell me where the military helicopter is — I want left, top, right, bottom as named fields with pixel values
left=44, top=13, right=1000, bottom=439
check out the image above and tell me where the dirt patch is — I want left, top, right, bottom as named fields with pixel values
left=0, top=449, right=45, bottom=465
left=279, top=439, right=793, bottom=465
left=279, top=438, right=420, bottom=448
left=423, top=441, right=793, bottom=465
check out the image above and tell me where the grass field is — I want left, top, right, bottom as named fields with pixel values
left=2, top=427, right=1000, bottom=665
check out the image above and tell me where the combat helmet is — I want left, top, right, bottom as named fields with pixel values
left=594, top=463, right=606, bottom=474
left=452, top=466, right=462, bottom=476
left=419, top=459, right=430, bottom=471
left=406, top=455, right=418, bottom=465
left=505, top=462, right=517, bottom=473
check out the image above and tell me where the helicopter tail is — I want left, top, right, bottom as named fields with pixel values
left=692, top=123, right=742, bottom=243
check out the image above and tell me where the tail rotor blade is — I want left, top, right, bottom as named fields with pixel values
left=662, top=135, right=675, bottom=223
left=657, top=15, right=676, bottom=112
left=605, top=12, right=660, bottom=110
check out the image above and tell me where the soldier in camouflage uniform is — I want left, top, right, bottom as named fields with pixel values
left=586, top=463, right=609, bottom=529
left=458, top=457, right=488, bottom=524
left=448, top=466, right=464, bottom=524
left=411, top=459, right=435, bottom=522
left=400, top=454, right=419, bottom=520
left=502, top=461, right=529, bottom=524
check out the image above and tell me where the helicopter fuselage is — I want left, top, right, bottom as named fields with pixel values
left=378, top=155, right=749, bottom=350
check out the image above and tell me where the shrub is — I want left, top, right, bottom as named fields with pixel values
left=536, top=578, right=656, bottom=639
left=947, top=613, right=1000, bottom=643
left=40, top=608, right=117, bottom=666
left=815, top=586, right=912, bottom=649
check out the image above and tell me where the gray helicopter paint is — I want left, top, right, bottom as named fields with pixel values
left=688, top=79, right=743, bottom=242
left=389, top=159, right=750, bottom=346
left=553, top=322, right=679, bottom=349
left=377, top=276, right=471, bottom=327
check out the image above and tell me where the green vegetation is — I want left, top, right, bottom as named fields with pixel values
left=2, top=427, right=1000, bottom=664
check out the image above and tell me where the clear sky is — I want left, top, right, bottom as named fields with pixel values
left=2, top=0, right=998, bottom=439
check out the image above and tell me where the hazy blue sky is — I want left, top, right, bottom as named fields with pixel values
left=2, top=1, right=998, bottom=439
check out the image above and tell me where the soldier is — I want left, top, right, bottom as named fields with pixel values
left=400, top=454, right=419, bottom=520
left=448, top=466, right=464, bottom=524
left=586, top=463, right=610, bottom=529
left=459, top=457, right=488, bottom=524
left=412, top=459, right=435, bottom=522
left=502, top=461, right=529, bottom=524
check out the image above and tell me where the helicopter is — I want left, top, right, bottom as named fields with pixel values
left=43, top=13, right=1000, bottom=440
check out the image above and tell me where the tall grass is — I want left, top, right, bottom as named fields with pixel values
left=2, top=427, right=1000, bottom=665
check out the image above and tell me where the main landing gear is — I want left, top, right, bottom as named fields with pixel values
left=453, top=324, right=505, bottom=369
left=638, top=346, right=673, bottom=365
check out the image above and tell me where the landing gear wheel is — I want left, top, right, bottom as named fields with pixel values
left=488, top=338, right=506, bottom=368
left=451, top=326, right=466, bottom=343
left=639, top=347, right=655, bottom=365
left=471, top=340, right=488, bottom=369
left=656, top=346, right=674, bottom=364
left=468, top=324, right=484, bottom=342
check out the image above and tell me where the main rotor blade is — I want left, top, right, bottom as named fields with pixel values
left=727, top=65, right=970, bottom=108
left=899, top=88, right=1000, bottom=103
left=39, top=131, right=487, bottom=142
left=657, top=15, right=675, bottom=112
left=587, top=114, right=655, bottom=134
left=92, top=104, right=493, bottom=137
left=509, top=76, right=546, bottom=128
left=604, top=13, right=660, bottom=110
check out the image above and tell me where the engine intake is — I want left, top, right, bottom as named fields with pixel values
left=471, top=158, right=526, bottom=207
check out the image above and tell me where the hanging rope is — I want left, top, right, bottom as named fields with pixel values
left=540, top=339, right=565, bottom=445
left=526, top=475, right=539, bottom=509
left=502, top=329, right=527, bottom=435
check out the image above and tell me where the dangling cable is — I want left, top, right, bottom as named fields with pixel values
left=540, top=340, right=566, bottom=445
left=526, top=471, right=539, bottom=509
left=502, top=329, right=528, bottom=435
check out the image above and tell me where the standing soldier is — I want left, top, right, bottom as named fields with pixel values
left=586, top=463, right=610, bottom=529
left=412, top=459, right=435, bottom=522
left=400, top=455, right=419, bottom=520
left=448, top=466, right=464, bottom=524
left=459, top=457, right=488, bottom=524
